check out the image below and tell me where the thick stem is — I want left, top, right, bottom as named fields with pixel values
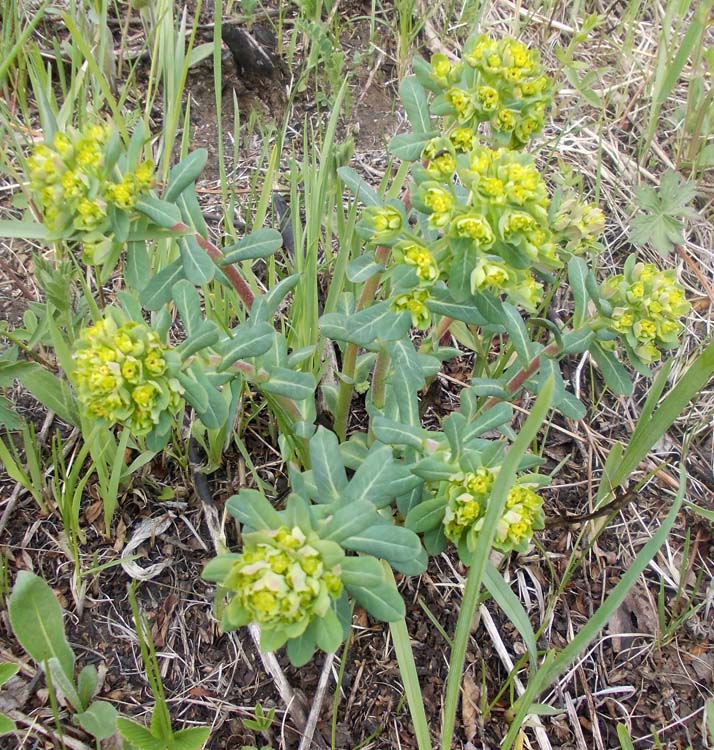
left=171, top=222, right=255, bottom=310
left=370, top=347, right=390, bottom=413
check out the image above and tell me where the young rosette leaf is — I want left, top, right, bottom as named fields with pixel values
left=71, top=308, right=184, bottom=436
left=595, top=257, right=691, bottom=369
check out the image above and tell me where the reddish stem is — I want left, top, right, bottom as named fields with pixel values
left=172, top=223, right=255, bottom=310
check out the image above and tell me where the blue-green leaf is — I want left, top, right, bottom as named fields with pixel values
left=261, top=368, right=315, bottom=401
left=310, top=427, right=348, bottom=503
left=140, top=259, right=185, bottom=310
left=342, top=524, right=422, bottom=563
left=221, top=228, right=283, bottom=264
left=590, top=343, right=634, bottom=396
left=135, top=195, right=182, bottom=228
left=337, top=167, right=381, bottom=207
left=400, top=76, right=431, bottom=133
left=179, top=235, right=214, bottom=285
left=226, top=489, right=282, bottom=530
left=219, top=322, right=276, bottom=368
left=502, top=303, right=532, bottom=366
left=164, top=149, right=208, bottom=202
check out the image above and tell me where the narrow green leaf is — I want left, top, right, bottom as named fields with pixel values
left=126, top=241, right=151, bottom=292
left=406, top=496, right=446, bottom=533
left=221, top=228, right=283, bottom=264
left=176, top=185, right=208, bottom=237
left=219, top=322, right=275, bottom=368
left=179, top=235, right=215, bottom=285
left=135, top=195, right=182, bottom=228
left=176, top=320, right=220, bottom=358
left=342, top=524, right=422, bottom=563
left=0, top=220, right=51, bottom=240
left=590, top=344, right=634, bottom=396
left=139, top=260, right=185, bottom=310
left=164, top=149, right=208, bottom=203
left=400, top=76, right=432, bottom=133
left=77, top=664, right=98, bottom=708
left=337, top=167, right=381, bottom=207
left=483, top=562, right=538, bottom=671
left=9, top=571, right=75, bottom=681
left=310, top=427, right=348, bottom=502
left=462, top=403, right=513, bottom=443
left=226, top=490, right=283, bottom=531
left=567, top=257, right=589, bottom=328
left=48, top=657, right=81, bottom=710
left=260, top=368, right=315, bottom=401
left=502, top=303, right=532, bottom=366
left=427, top=289, right=488, bottom=325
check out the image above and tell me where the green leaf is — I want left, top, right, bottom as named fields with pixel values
left=616, top=724, right=635, bottom=750
left=0, top=220, right=51, bottom=240
left=126, top=241, right=151, bottom=292
left=590, top=343, right=634, bottom=396
left=346, top=302, right=411, bottom=346
left=48, top=656, right=81, bottom=709
left=179, top=235, right=214, bottom=285
left=322, top=500, right=378, bottom=542
left=337, top=167, right=381, bottom=207
left=219, top=322, right=275, bottom=368
left=0, top=664, right=19, bottom=686
left=346, top=580, right=405, bottom=622
left=371, top=416, right=424, bottom=449
left=250, top=274, right=300, bottom=323
left=136, top=195, right=182, bottom=228
left=346, top=254, right=384, bottom=283
left=176, top=320, right=220, bottom=358
left=22, top=367, right=78, bottom=426
left=567, top=257, right=589, bottom=328
left=74, top=701, right=119, bottom=741
left=221, top=228, right=283, bottom=264
left=176, top=371, right=209, bottom=413
left=310, top=427, right=348, bottom=503
left=345, top=446, right=418, bottom=508
left=502, top=303, right=531, bottom=366
left=260, top=367, right=315, bottom=401
left=164, top=149, right=208, bottom=203
left=287, top=631, right=317, bottom=667
left=0, top=715, right=16, bottom=735
left=77, top=664, right=98, bottom=708
left=629, top=170, right=698, bottom=257
left=389, top=132, right=437, bottom=161
left=226, top=489, right=282, bottom=531
left=9, top=571, right=75, bottom=682
left=172, top=726, right=211, bottom=750
left=461, top=403, right=513, bottom=443
left=172, top=280, right=202, bottom=336
left=176, top=185, right=208, bottom=239
left=400, top=76, right=432, bottom=134
left=194, top=380, right=228, bottom=430
left=561, top=328, right=594, bottom=354
left=406, top=496, right=446, bottom=533
left=140, top=260, right=185, bottom=310
left=483, top=562, right=538, bottom=671
left=116, top=718, right=164, bottom=750
left=427, top=288, right=488, bottom=325
left=342, top=524, right=422, bottom=563
left=314, top=608, right=343, bottom=653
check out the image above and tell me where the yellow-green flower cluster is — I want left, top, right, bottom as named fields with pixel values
left=430, top=35, right=552, bottom=148
left=391, top=288, right=431, bottom=328
left=72, top=315, right=183, bottom=435
left=550, top=195, right=605, bottom=255
left=413, top=145, right=560, bottom=310
left=600, top=263, right=690, bottom=365
left=222, top=527, right=343, bottom=647
left=443, top=467, right=495, bottom=543
left=443, top=470, right=544, bottom=554
left=27, top=123, right=154, bottom=247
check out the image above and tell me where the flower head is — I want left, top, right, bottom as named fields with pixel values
left=221, top=526, right=344, bottom=648
left=72, top=313, right=183, bottom=435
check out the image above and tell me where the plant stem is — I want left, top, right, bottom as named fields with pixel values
left=370, top=348, right=390, bottom=412
left=483, top=341, right=561, bottom=409
left=171, top=222, right=256, bottom=310
left=333, top=245, right=391, bottom=440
